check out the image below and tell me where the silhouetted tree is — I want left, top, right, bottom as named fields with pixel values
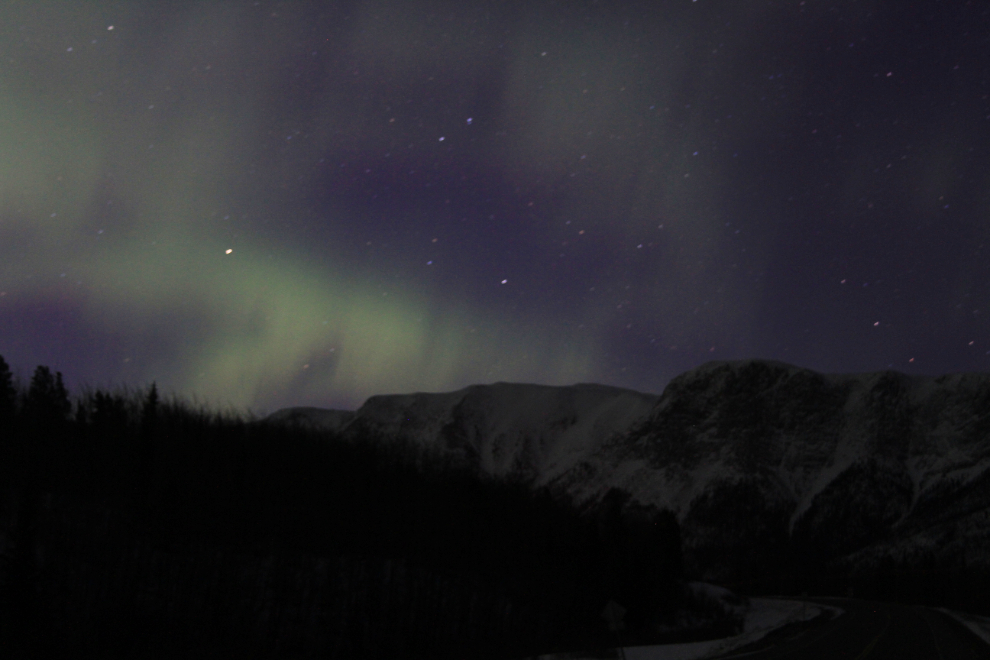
left=0, top=355, right=16, bottom=456
left=652, top=509, right=682, bottom=577
left=596, top=488, right=633, bottom=624
left=0, top=354, right=15, bottom=424
left=23, top=365, right=71, bottom=435
left=649, top=508, right=683, bottom=615
left=92, top=391, right=130, bottom=440
left=141, top=382, right=159, bottom=421
left=72, top=400, right=88, bottom=436
left=140, top=383, right=158, bottom=448
left=592, top=489, right=685, bottom=637
left=1, top=481, right=55, bottom=658
left=136, top=383, right=159, bottom=508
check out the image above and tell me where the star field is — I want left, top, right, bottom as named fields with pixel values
left=0, top=0, right=988, bottom=413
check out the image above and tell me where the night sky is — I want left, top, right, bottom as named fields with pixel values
left=0, top=1, right=988, bottom=414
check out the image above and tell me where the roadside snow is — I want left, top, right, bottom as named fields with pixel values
left=528, top=598, right=842, bottom=660
left=937, top=608, right=990, bottom=648
left=623, top=598, right=842, bottom=660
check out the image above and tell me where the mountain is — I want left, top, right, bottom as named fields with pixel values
left=265, top=359, right=990, bottom=584
left=267, top=381, right=659, bottom=481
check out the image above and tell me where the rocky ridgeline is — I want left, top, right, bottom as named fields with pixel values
left=269, top=359, right=990, bottom=585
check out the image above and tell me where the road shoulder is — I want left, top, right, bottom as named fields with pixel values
left=937, top=608, right=990, bottom=648
left=518, top=598, right=843, bottom=660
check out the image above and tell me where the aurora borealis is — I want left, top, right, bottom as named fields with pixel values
left=0, top=1, right=988, bottom=414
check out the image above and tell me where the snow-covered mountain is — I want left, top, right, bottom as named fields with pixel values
left=266, top=359, right=990, bottom=581
left=267, top=381, right=659, bottom=481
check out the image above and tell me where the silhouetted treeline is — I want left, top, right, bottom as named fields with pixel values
left=0, top=359, right=692, bottom=659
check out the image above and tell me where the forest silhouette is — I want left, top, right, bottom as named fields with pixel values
left=0, top=357, right=720, bottom=659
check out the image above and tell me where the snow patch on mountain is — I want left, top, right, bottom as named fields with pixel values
left=271, top=381, right=659, bottom=483
left=266, top=359, right=990, bottom=578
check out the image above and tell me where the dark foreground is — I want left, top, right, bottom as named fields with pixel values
left=521, top=598, right=990, bottom=660
left=710, top=598, right=990, bottom=660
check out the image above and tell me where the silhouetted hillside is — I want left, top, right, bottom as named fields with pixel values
left=0, top=358, right=701, bottom=659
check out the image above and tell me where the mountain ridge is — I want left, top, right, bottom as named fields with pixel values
left=265, top=359, right=990, bottom=582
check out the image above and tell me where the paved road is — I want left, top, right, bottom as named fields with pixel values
left=715, top=598, right=990, bottom=659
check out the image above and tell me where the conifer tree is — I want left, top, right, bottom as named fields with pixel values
left=0, top=355, right=16, bottom=447
left=645, top=508, right=682, bottom=619
left=24, top=365, right=71, bottom=428
left=0, top=354, right=15, bottom=422
left=91, top=391, right=129, bottom=443
left=139, top=382, right=159, bottom=478
left=141, top=382, right=159, bottom=427
left=73, top=400, right=88, bottom=435
left=597, top=488, right=632, bottom=613
left=653, top=508, right=683, bottom=581
left=1, top=482, right=44, bottom=656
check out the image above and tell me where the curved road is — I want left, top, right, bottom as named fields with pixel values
left=714, top=598, right=990, bottom=659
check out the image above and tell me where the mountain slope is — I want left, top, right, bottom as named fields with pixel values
left=266, top=359, right=990, bottom=582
